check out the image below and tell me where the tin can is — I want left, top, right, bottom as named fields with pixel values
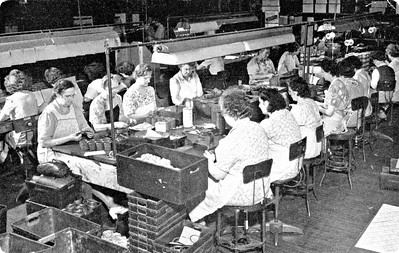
left=95, top=140, right=104, bottom=151
left=183, top=107, right=193, bottom=128
left=79, top=139, right=89, bottom=151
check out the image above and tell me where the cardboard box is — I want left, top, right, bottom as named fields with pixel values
left=303, top=4, right=314, bottom=13
left=117, top=143, right=208, bottom=205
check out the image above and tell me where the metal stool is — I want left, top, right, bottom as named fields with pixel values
left=216, top=159, right=273, bottom=253
left=320, top=129, right=357, bottom=189
left=302, top=124, right=324, bottom=216
left=266, top=138, right=307, bottom=246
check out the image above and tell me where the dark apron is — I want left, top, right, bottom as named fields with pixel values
left=105, top=105, right=120, bottom=124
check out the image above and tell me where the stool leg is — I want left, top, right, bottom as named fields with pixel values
left=319, top=139, right=329, bottom=186
left=348, top=138, right=353, bottom=189
left=234, top=209, right=240, bottom=253
left=305, top=165, right=310, bottom=217
left=262, top=209, right=267, bottom=253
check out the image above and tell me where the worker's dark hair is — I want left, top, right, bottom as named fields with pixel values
left=44, top=67, right=65, bottom=85
left=345, top=55, right=363, bottom=70
left=386, top=43, right=399, bottom=58
left=369, top=51, right=386, bottom=62
left=287, top=77, right=311, bottom=98
left=259, top=88, right=287, bottom=113
left=338, top=58, right=355, bottom=78
left=320, top=58, right=339, bottom=77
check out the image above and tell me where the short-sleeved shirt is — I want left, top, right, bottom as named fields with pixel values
left=0, top=91, right=38, bottom=121
left=123, top=84, right=156, bottom=118
left=326, top=78, right=351, bottom=114
left=247, top=56, right=276, bottom=85
left=84, top=78, right=126, bottom=101
left=260, top=109, right=302, bottom=182
left=278, top=51, right=300, bottom=75
left=341, top=77, right=364, bottom=101
left=89, top=94, right=124, bottom=125
left=169, top=71, right=203, bottom=105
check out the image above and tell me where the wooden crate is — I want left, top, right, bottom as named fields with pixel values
left=117, top=143, right=208, bottom=205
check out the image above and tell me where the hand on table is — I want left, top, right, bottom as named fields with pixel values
left=204, top=150, right=216, bottom=163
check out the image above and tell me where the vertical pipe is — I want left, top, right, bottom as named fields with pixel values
left=105, top=44, right=117, bottom=157
left=77, top=0, right=82, bottom=29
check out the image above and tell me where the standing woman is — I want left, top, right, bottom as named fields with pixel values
left=169, top=62, right=203, bottom=105
left=189, top=88, right=270, bottom=223
left=123, top=63, right=156, bottom=122
left=277, top=42, right=301, bottom=76
left=247, top=47, right=277, bottom=86
left=287, top=77, right=322, bottom=159
left=317, top=59, right=351, bottom=136
left=37, top=79, right=94, bottom=163
left=258, top=88, right=302, bottom=183
left=386, top=43, right=399, bottom=102
left=89, top=77, right=130, bottom=132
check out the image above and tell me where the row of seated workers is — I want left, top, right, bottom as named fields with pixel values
left=1, top=41, right=398, bottom=225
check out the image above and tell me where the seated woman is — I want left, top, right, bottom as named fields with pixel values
left=115, top=61, right=135, bottom=90
left=317, top=59, right=351, bottom=136
left=189, top=87, right=270, bottom=223
left=0, top=70, right=39, bottom=162
left=258, top=88, right=301, bottom=183
left=37, top=79, right=95, bottom=163
left=287, top=77, right=322, bottom=159
left=247, top=48, right=277, bottom=86
left=123, top=63, right=156, bottom=122
left=169, top=62, right=203, bottom=106
left=277, top=42, right=301, bottom=76
left=89, top=76, right=130, bottom=132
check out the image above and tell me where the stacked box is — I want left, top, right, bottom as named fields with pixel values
left=263, top=10, right=279, bottom=25
left=153, top=220, right=215, bottom=253
left=0, top=205, right=6, bottom=234
left=157, top=106, right=184, bottom=126
left=127, top=191, right=187, bottom=252
left=25, top=174, right=82, bottom=210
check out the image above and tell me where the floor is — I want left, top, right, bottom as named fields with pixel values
left=1, top=106, right=398, bottom=253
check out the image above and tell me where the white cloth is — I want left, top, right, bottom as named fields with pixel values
left=198, top=57, right=225, bottom=75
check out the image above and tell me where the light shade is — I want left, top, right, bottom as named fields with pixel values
left=0, top=27, right=120, bottom=68
left=151, top=26, right=295, bottom=65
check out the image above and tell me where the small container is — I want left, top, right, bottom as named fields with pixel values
left=103, top=140, right=112, bottom=153
left=87, top=140, right=96, bottom=151
left=183, top=107, right=193, bottom=128
left=95, top=141, right=104, bottom=151
left=79, top=139, right=89, bottom=151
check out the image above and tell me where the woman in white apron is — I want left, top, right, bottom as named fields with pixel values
left=37, top=79, right=94, bottom=163
left=123, top=63, right=156, bottom=122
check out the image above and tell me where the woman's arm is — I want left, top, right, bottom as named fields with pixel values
left=204, top=150, right=228, bottom=180
left=169, top=77, right=183, bottom=105
left=0, top=98, right=13, bottom=122
left=38, top=111, right=82, bottom=148
left=195, top=74, right=203, bottom=98
left=370, top=69, right=379, bottom=90
left=319, top=103, right=335, bottom=117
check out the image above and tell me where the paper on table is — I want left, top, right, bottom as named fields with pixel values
left=396, top=159, right=399, bottom=169
left=84, top=150, right=106, bottom=156
left=355, top=204, right=399, bottom=253
left=178, top=226, right=201, bottom=246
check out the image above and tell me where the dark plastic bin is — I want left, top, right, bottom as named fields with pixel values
left=0, top=232, right=51, bottom=253
left=0, top=205, right=6, bottom=234
left=34, top=228, right=127, bottom=253
left=11, top=207, right=100, bottom=242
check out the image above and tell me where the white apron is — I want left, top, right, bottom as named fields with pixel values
left=37, top=106, right=80, bottom=163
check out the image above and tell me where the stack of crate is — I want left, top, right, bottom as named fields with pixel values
left=262, top=0, right=280, bottom=27
left=303, top=0, right=341, bottom=14
left=127, top=191, right=187, bottom=252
